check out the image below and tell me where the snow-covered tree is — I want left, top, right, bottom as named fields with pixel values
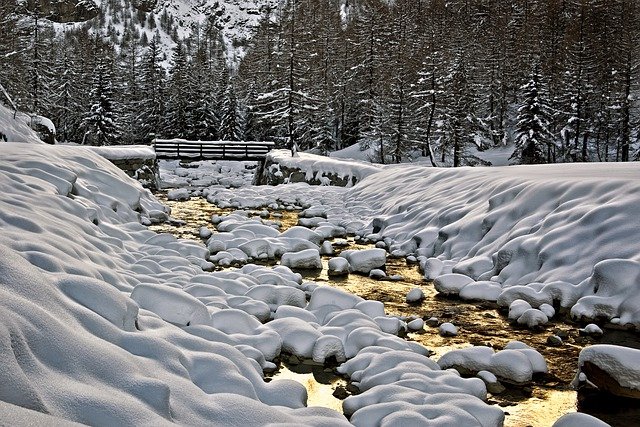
left=510, top=71, right=555, bottom=164
left=81, top=47, right=121, bottom=145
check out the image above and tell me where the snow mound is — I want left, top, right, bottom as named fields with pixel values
left=437, top=342, right=547, bottom=384
left=0, top=144, right=354, bottom=425
left=349, top=163, right=640, bottom=325
left=267, top=149, right=382, bottom=186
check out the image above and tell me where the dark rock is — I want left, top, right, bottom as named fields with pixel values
left=425, top=317, right=439, bottom=327
left=346, top=384, right=360, bottom=395
left=487, top=381, right=506, bottom=395
left=332, top=386, right=349, bottom=400
left=132, top=0, right=157, bottom=12
left=24, top=0, right=99, bottom=23
left=546, top=335, right=563, bottom=347
left=582, top=361, right=640, bottom=399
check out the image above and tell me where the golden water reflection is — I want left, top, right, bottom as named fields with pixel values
left=266, top=363, right=346, bottom=413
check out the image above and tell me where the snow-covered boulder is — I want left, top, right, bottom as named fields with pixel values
left=280, top=249, right=322, bottom=270
left=434, top=273, right=475, bottom=296
left=340, top=249, right=387, bottom=274
left=576, top=345, right=640, bottom=399
left=328, top=257, right=349, bottom=276
left=406, top=288, right=425, bottom=303
left=438, top=342, right=547, bottom=385
left=439, top=322, right=458, bottom=337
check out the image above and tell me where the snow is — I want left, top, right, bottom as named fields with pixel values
left=552, top=412, right=611, bottom=427
left=339, top=248, right=387, bottom=274
left=3, top=138, right=637, bottom=425
left=268, top=149, right=382, bottom=186
left=577, top=345, right=640, bottom=392
left=0, top=104, right=45, bottom=144
left=580, top=323, right=604, bottom=336
left=437, top=342, right=547, bottom=384
left=328, top=257, right=350, bottom=276
left=349, top=162, right=640, bottom=326
left=439, top=322, right=458, bottom=337
left=85, top=145, right=156, bottom=161
left=280, top=249, right=322, bottom=270
left=0, top=143, right=358, bottom=425
left=406, top=288, right=425, bottom=303
left=338, top=348, right=503, bottom=426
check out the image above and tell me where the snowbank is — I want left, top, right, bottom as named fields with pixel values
left=85, top=145, right=156, bottom=160
left=349, top=163, right=640, bottom=325
left=0, top=143, right=353, bottom=425
left=261, top=149, right=382, bottom=187
left=0, top=104, right=45, bottom=144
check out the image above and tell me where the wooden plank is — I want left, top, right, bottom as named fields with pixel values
left=153, top=139, right=274, bottom=161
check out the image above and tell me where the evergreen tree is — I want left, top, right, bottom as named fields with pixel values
left=138, top=34, right=165, bottom=142
left=510, top=70, right=554, bottom=164
left=81, top=44, right=121, bottom=145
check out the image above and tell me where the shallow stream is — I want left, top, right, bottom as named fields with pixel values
left=151, top=194, right=639, bottom=427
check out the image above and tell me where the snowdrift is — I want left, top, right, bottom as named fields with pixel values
left=349, top=163, right=640, bottom=325
left=0, top=144, right=351, bottom=425
left=0, top=103, right=45, bottom=144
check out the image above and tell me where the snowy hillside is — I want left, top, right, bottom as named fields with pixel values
left=348, top=163, right=640, bottom=325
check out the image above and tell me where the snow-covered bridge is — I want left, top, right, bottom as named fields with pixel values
left=153, top=139, right=275, bottom=161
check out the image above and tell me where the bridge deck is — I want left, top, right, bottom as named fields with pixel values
left=153, top=139, right=275, bottom=161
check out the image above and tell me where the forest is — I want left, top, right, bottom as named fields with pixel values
left=1, top=0, right=639, bottom=165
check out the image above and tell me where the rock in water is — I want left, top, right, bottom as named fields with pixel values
left=577, top=345, right=640, bottom=399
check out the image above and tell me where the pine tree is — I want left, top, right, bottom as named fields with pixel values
left=164, top=43, right=189, bottom=138
left=219, top=81, right=242, bottom=141
left=510, top=70, right=554, bottom=164
left=138, top=34, right=165, bottom=141
left=81, top=44, right=121, bottom=145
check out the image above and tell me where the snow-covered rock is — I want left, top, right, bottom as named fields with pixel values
left=280, top=249, right=322, bottom=270
left=434, top=273, right=475, bottom=296
left=576, top=345, right=640, bottom=399
left=439, top=322, right=458, bottom=337
left=406, top=288, right=425, bottom=303
left=438, top=342, right=547, bottom=385
left=340, top=248, right=387, bottom=274
left=552, top=412, right=611, bottom=427
left=328, top=257, right=350, bottom=276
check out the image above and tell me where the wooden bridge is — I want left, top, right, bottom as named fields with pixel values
left=153, top=139, right=275, bottom=161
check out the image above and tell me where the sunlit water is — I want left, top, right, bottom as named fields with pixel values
left=151, top=195, right=640, bottom=426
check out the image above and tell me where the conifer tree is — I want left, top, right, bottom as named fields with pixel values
left=81, top=44, right=121, bottom=145
left=510, top=70, right=554, bottom=164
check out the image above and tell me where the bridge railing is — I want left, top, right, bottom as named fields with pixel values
left=153, top=139, right=276, bottom=161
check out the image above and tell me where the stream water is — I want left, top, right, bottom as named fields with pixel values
left=151, top=194, right=639, bottom=427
